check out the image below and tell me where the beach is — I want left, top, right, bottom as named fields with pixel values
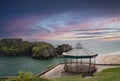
left=96, top=52, right=120, bottom=64
left=102, top=54, right=120, bottom=64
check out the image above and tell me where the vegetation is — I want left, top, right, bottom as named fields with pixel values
left=56, top=44, right=72, bottom=55
left=0, top=38, right=72, bottom=59
left=32, top=42, right=56, bottom=59
left=54, top=67, right=120, bottom=81
left=0, top=39, right=56, bottom=59
left=2, top=71, right=54, bottom=81
left=0, top=39, right=33, bottom=56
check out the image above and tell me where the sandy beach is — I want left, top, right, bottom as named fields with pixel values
left=97, top=52, right=120, bottom=64
left=101, top=54, right=120, bottom=64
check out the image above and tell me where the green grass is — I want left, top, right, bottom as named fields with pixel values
left=101, top=67, right=120, bottom=72
left=54, top=67, right=120, bottom=81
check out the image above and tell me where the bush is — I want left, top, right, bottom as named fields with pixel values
left=6, top=71, right=51, bottom=81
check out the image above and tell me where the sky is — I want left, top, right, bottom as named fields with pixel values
left=0, top=0, right=120, bottom=41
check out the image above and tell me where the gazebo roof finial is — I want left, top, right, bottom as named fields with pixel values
left=75, top=42, right=83, bottom=49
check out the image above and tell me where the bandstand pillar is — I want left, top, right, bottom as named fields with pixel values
left=89, top=58, right=91, bottom=72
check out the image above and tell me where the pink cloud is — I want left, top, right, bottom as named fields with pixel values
left=101, top=36, right=120, bottom=41
left=100, top=17, right=120, bottom=26
left=5, top=16, right=42, bottom=34
left=4, top=14, right=120, bottom=41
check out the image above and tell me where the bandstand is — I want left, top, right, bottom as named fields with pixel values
left=63, top=43, right=98, bottom=73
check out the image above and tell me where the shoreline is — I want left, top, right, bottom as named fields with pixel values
left=96, top=51, right=120, bottom=64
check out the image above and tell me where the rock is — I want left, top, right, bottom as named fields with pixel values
left=56, top=44, right=72, bottom=55
left=32, top=42, right=56, bottom=59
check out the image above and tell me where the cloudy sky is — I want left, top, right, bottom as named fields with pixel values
left=0, top=0, right=120, bottom=41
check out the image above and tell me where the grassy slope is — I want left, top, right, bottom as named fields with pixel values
left=54, top=67, right=120, bottom=81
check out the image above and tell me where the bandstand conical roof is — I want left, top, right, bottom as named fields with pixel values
left=63, top=43, right=98, bottom=58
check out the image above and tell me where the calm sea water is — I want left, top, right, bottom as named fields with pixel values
left=0, top=56, right=64, bottom=76
left=0, top=40, right=120, bottom=76
left=48, top=39, right=120, bottom=54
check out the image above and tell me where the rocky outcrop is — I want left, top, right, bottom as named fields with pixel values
left=0, top=38, right=73, bottom=59
left=56, top=44, right=72, bottom=55
left=0, top=38, right=33, bottom=56
left=32, top=43, right=56, bottom=59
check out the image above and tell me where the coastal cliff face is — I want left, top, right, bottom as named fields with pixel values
left=56, top=44, right=72, bottom=55
left=32, top=42, right=56, bottom=59
left=0, top=38, right=72, bottom=59
left=0, top=39, right=32, bottom=56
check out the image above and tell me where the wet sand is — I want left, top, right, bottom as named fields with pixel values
left=101, top=54, right=120, bottom=64
left=96, top=52, right=120, bottom=64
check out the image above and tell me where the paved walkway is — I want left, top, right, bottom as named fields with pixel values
left=40, top=64, right=120, bottom=78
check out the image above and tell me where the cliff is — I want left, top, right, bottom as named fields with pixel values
left=0, top=38, right=72, bottom=59
left=32, top=42, right=56, bottom=59
left=56, top=44, right=72, bottom=55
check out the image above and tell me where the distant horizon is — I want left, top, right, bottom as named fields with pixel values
left=0, top=37, right=120, bottom=54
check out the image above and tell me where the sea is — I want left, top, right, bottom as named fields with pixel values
left=0, top=40, right=120, bottom=77
left=48, top=39, right=120, bottom=54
